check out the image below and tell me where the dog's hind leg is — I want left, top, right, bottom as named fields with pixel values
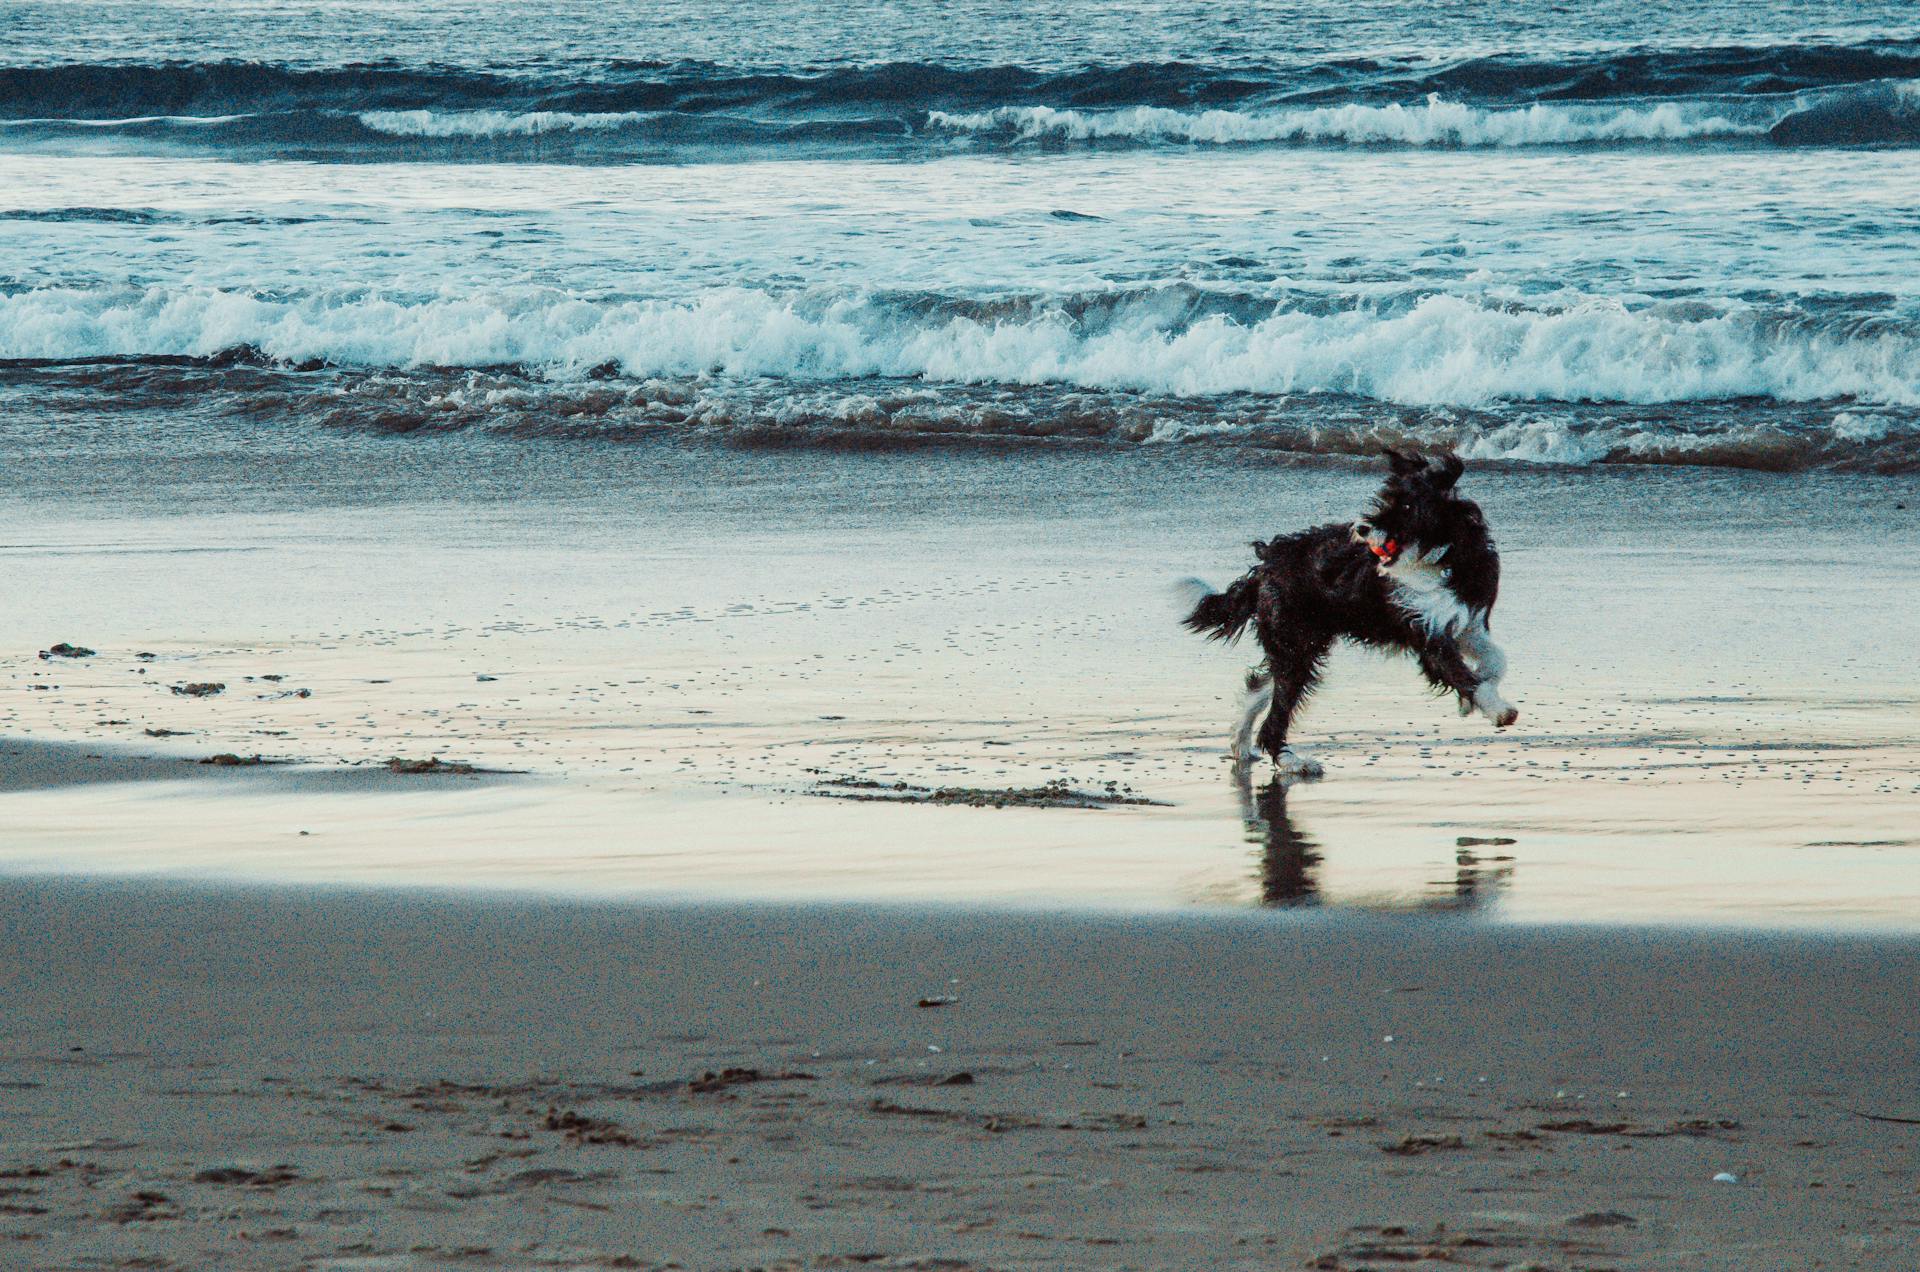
left=1230, top=669, right=1273, bottom=765
left=1255, top=633, right=1333, bottom=776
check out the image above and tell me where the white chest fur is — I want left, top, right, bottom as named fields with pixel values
left=1379, top=546, right=1474, bottom=637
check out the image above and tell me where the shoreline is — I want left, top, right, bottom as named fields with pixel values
left=1, top=442, right=1915, bottom=930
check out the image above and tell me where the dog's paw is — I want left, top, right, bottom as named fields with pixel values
left=1472, top=684, right=1520, bottom=729
left=1457, top=694, right=1474, bottom=717
left=1275, top=748, right=1325, bottom=779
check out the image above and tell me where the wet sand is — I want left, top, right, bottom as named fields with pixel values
left=3, top=877, right=1917, bottom=1270
left=0, top=438, right=1915, bottom=926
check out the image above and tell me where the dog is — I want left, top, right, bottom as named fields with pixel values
left=1182, top=448, right=1517, bottom=775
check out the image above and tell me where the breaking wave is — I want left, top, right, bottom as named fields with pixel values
left=926, top=96, right=1769, bottom=147
left=356, top=109, right=655, bottom=138
left=4, top=284, right=1916, bottom=411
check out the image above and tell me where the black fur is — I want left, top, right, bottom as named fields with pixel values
left=1184, top=448, right=1516, bottom=766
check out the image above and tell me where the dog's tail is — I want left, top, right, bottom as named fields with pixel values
left=1179, top=572, right=1261, bottom=644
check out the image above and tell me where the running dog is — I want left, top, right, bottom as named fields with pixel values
left=1182, top=449, right=1518, bottom=775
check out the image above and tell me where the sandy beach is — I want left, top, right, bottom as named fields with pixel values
left=4, top=877, right=1919, bottom=1270
left=2, top=439, right=1915, bottom=1266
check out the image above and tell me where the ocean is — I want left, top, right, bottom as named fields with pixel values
left=3, top=0, right=1920, bottom=471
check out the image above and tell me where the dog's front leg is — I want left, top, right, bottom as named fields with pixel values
left=1418, top=639, right=1518, bottom=728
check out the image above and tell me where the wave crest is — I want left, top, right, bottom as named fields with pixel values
left=356, top=109, right=655, bottom=138
left=2, top=284, right=1916, bottom=411
left=927, top=95, right=1767, bottom=147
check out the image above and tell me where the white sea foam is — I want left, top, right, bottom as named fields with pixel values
left=357, top=109, right=655, bottom=138
left=0, top=114, right=254, bottom=128
left=1829, top=411, right=1919, bottom=442
left=926, top=95, right=1767, bottom=147
left=3, top=285, right=1917, bottom=408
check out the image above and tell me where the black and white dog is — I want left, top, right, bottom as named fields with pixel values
left=1183, top=449, right=1517, bottom=775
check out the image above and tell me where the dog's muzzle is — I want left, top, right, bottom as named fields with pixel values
left=1353, top=523, right=1402, bottom=566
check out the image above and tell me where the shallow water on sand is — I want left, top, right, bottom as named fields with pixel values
left=0, top=434, right=1913, bottom=930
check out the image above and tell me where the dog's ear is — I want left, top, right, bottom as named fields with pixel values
left=1427, top=453, right=1465, bottom=490
left=1383, top=446, right=1423, bottom=475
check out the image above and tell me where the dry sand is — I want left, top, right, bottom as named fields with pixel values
left=3, top=877, right=1917, bottom=1270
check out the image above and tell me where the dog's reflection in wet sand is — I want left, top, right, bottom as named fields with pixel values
left=1236, top=769, right=1324, bottom=907
left=1234, top=769, right=1514, bottom=913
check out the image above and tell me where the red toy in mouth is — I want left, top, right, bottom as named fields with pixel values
left=1369, top=538, right=1400, bottom=562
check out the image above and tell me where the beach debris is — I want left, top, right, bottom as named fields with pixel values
left=1569, top=1211, right=1638, bottom=1228
left=1379, top=1134, right=1465, bottom=1155
left=871, top=1072, right=974, bottom=1087
left=199, top=753, right=276, bottom=767
left=476, top=674, right=498, bottom=681
left=143, top=728, right=191, bottom=737
left=543, top=1107, right=641, bottom=1147
left=1456, top=835, right=1517, bottom=847
left=1713, top=1171, right=1740, bottom=1183
left=40, top=642, right=95, bottom=659
left=1539, top=1119, right=1631, bottom=1134
left=916, top=995, right=958, bottom=1008
left=193, top=1165, right=298, bottom=1188
left=687, top=1067, right=816, bottom=1094
left=1318, top=1116, right=1381, bottom=1133
left=134, top=652, right=156, bottom=661
left=1485, top=1128, right=1545, bottom=1146
left=1845, top=1107, right=1920, bottom=1125
left=867, top=1098, right=976, bottom=1122
left=1538, top=1117, right=1740, bottom=1139
left=386, top=757, right=479, bottom=775
left=1316, top=1224, right=1555, bottom=1268
left=807, top=773, right=1167, bottom=810
left=108, top=1191, right=181, bottom=1224
left=171, top=682, right=226, bottom=697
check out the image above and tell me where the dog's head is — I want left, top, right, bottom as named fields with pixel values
left=1352, top=448, right=1480, bottom=569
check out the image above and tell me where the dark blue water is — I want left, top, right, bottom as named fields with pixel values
left=2, top=1, right=1918, bottom=470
